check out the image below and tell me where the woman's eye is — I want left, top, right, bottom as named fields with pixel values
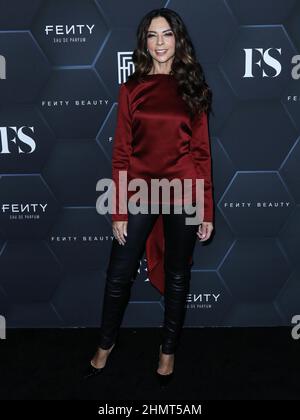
left=147, top=33, right=173, bottom=38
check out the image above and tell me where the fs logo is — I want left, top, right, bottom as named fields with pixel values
left=0, top=315, right=6, bottom=339
left=0, top=54, right=6, bottom=79
left=117, top=51, right=134, bottom=84
left=243, top=48, right=282, bottom=78
left=0, top=126, right=36, bottom=154
left=291, top=315, right=300, bottom=340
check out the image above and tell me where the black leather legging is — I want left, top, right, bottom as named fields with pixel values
left=98, top=204, right=199, bottom=354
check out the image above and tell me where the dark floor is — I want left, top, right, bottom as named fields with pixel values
left=0, top=327, right=299, bottom=400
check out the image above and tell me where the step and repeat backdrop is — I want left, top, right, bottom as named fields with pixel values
left=0, top=0, right=299, bottom=328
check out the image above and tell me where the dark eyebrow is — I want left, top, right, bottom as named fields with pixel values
left=146, top=29, right=173, bottom=34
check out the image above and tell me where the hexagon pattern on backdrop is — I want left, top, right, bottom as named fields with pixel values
left=0, top=0, right=299, bottom=327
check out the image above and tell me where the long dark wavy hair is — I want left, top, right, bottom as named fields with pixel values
left=127, top=8, right=213, bottom=120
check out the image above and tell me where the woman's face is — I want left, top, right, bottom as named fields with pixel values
left=146, top=16, right=175, bottom=65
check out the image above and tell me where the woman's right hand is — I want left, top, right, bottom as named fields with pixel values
left=112, top=221, right=128, bottom=246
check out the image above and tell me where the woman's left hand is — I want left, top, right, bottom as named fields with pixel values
left=197, top=221, right=214, bottom=242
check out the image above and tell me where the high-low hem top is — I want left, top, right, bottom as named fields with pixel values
left=111, top=73, right=214, bottom=295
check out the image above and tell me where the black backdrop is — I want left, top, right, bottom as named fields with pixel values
left=0, top=0, right=299, bottom=328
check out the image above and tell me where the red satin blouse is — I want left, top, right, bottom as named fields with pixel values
left=111, top=73, right=214, bottom=295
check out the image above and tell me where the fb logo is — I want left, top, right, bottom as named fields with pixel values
left=117, top=51, right=134, bottom=84
left=291, top=315, right=300, bottom=340
left=0, top=54, right=6, bottom=79
left=243, top=48, right=282, bottom=78
left=0, top=315, right=6, bottom=339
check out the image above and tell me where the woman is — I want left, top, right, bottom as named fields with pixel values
left=85, top=7, right=214, bottom=386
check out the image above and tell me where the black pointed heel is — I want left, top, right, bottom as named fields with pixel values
left=155, top=370, right=174, bottom=387
left=83, top=342, right=117, bottom=379
left=155, top=345, right=174, bottom=387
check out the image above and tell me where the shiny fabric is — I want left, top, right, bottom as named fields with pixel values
left=111, top=74, right=214, bottom=294
left=99, top=204, right=198, bottom=354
